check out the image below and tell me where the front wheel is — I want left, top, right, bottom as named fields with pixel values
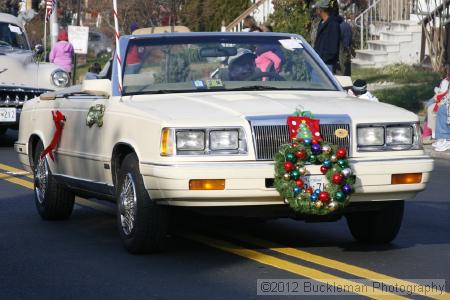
left=33, top=141, right=75, bottom=220
left=346, top=200, right=404, bottom=244
left=116, top=153, right=169, bottom=254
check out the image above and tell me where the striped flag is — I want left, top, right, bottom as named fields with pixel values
left=46, top=0, right=56, bottom=20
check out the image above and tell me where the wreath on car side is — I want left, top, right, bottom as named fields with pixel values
left=274, top=111, right=355, bottom=215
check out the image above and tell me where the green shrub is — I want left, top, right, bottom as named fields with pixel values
left=270, top=0, right=311, bottom=41
left=180, top=0, right=250, bottom=32
left=373, top=83, right=433, bottom=113
left=353, top=64, right=440, bottom=85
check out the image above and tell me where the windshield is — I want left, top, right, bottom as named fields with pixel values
left=122, top=35, right=337, bottom=95
left=0, top=22, right=29, bottom=50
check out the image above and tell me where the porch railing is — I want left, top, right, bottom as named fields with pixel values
left=225, top=0, right=273, bottom=32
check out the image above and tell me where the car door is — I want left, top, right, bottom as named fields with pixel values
left=55, top=95, right=110, bottom=185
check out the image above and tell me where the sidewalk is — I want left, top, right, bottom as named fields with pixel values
left=424, top=145, right=450, bottom=160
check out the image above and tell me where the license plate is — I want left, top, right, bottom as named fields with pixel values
left=0, top=108, right=16, bottom=122
left=302, top=175, right=328, bottom=191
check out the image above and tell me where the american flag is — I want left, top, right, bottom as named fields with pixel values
left=46, top=0, right=56, bottom=20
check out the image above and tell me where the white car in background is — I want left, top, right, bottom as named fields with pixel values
left=0, top=13, right=70, bottom=135
left=15, top=31, right=433, bottom=254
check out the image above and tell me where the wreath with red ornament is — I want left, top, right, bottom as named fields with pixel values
left=274, top=111, right=355, bottom=215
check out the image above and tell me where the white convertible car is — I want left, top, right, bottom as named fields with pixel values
left=16, top=32, right=434, bottom=253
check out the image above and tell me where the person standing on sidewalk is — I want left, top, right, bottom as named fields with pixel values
left=49, top=30, right=74, bottom=75
left=313, top=0, right=340, bottom=73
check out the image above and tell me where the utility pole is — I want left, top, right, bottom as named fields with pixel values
left=72, top=0, right=81, bottom=85
left=50, top=0, right=58, bottom=48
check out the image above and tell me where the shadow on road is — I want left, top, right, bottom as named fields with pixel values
left=3, top=193, right=449, bottom=255
left=0, top=129, right=17, bottom=148
left=169, top=201, right=450, bottom=253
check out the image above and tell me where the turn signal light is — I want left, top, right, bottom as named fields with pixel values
left=391, top=173, right=422, bottom=185
left=189, top=179, right=225, bottom=190
left=160, top=128, right=174, bottom=156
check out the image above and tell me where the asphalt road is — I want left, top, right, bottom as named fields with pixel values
left=0, top=129, right=449, bottom=300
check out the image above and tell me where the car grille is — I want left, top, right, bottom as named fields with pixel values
left=249, top=115, right=351, bottom=160
left=0, top=87, right=50, bottom=107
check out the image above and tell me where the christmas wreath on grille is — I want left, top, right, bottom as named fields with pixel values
left=274, top=111, right=355, bottom=215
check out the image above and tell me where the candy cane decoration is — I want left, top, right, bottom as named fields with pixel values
left=112, top=0, right=123, bottom=93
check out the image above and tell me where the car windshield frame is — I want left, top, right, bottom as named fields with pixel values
left=119, top=33, right=341, bottom=96
left=0, top=21, right=30, bottom=50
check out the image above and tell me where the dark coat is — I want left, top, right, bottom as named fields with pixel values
left=339, top=20, right=352, bottom=49
left=314, top=15, right=341, bottom=66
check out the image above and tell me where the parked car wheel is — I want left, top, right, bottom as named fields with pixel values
left=33, top=141, right=75, bottom=220
left=346, top=200, right=404, bottom=244
left=116, top=153, right=169, bottom=254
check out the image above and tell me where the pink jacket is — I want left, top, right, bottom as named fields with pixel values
left=49, top=41, right=74, bottom=73
left=255, top=51, right=282, bottom=73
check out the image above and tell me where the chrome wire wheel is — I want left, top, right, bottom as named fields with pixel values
left=119, top=173, right=137, bottom=236
left=34, top=156, right=48, bottom=204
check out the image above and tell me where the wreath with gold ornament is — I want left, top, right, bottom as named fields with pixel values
left=274, top=111, right=355, bottom=215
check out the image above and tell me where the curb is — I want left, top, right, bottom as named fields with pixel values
left=424, top=145, right=450, bottom=160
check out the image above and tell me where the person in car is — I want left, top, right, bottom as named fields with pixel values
left=255, top=25, right=286, bottom=74
left=228, top=49, right=257, bottom=81
left=125, top=22, right=143, bottom=74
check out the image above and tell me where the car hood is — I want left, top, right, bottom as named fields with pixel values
left=0, top=50, right=60, bottom=90
left=127, top=90, right=418, bottom=125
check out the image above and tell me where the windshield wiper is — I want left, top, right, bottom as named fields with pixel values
left=125, top=89, right=225, bottom=95
left=226, top=85, right=285, bottom=91
left=227, top=86, right=332, bottom=92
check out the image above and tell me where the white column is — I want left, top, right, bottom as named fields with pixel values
left=50, top=1, right=58, bottom=47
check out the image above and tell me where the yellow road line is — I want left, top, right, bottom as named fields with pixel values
left=0, top=163, right=33, bottom=179
left=0, top=173, right=34, bottom=189
left=0, top=167, right=115, bottom=215
left=222, top=232, right=450, bottom=300
left=183, top=233, right=408, bottom=299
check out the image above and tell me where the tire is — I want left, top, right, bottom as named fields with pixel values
left=346, top=200, right=404, bottom=244
left=0, top=127, right=7, bottom=136
left=33, top=141, right=75, bottom=220
left=116, top=153, right=169, bottom=254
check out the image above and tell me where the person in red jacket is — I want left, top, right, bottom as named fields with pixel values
left=125, top=22, right=142, bottom=74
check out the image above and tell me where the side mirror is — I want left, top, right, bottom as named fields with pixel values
left=34, top=44, right=44, bottom=55
left=335, top=75, right=353, bottom=90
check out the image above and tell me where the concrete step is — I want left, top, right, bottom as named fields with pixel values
left=367, top=40, right=400, bottom=52
left=389, top=20, right=421, bottom=33
left=379, top=31, right=413, bottom=43
left=351, top=59, right=376, bottom=69
left=355, top=49, right=388, bottom=63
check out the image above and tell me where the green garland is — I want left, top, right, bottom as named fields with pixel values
left=274, top=137, right=355, bottom=215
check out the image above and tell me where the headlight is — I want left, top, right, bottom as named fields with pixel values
left=210, top=130, right=239, bottom=150
left=161, top=127, right=247, bottom=156
left=51, top=70, right=69, bottom=87
left=357, top=127, right=384, bottom=146
left=386, top=127, right=413, bottom=145
left=357, top=123, right=421, bottom=151
left=176, top=130, right=205, bottom=151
